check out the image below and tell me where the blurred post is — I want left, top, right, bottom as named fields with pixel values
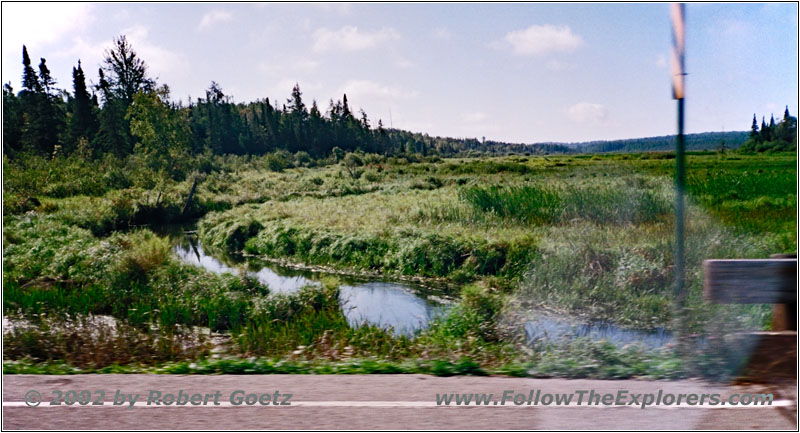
left=671, top=3, right=687, bottom=348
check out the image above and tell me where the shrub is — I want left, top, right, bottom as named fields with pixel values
left=342, top=153, right=364, bottom=179
left=116, top=231, right=171, bottom=278
left=294, top=151, right=312, bottom=167
left=265, top=152, right=292, bottom=172
left=362, top=170, right=381, bottom=182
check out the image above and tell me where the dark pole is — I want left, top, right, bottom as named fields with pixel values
left=675, top=98, right=686, bottom=314
left=671, top=2, right=687, bottom=349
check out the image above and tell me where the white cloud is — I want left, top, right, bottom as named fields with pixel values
left=114, top=25, right=189, bottom=83
left=313, top=3, right=353, bottom=15
left=296, top=59, right=320, bottom=71
left=764, top=103, right=779, bottom=113
left=198, top=10, right=233, bottom=30
left=35, top=24, right=188, bottom=93
left=61, top=36, right=106, bottom=74
left=259, top=59, right=320, bottom=74
left=545, top=59, right=573, bottom=71
left=395, top=57, right=415, bottom=69
left=113, top=9, right=131, bottom=21
left=312, top=26, right=400, bottom=52
left=337, top=80, right=418, bottom=101
left=432, top=27, right=453, bottom=41
left=655, top=53, right=668, bottom=68
left=720, top=18, right=752, bottom=36
left=567, top=102, right=608, bottom=124
left=503, top=24, right=583, bottom=56
left=462, top=112, right=488, bottom=123
left=459, top=112, right=502, bottom=136
left=2, top=3, right=94, bottom=55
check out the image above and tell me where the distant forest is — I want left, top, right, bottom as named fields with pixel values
left=562, top=131, right=751, bottom=153
left=2, top=37, right=570, bottom=162
left=3, top=36, right=795, bottom=164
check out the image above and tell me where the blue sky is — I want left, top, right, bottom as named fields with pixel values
left=2, top=2, right=797, bottom=143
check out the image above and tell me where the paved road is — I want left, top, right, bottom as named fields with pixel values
left=3, top=375, right=796, bottom=430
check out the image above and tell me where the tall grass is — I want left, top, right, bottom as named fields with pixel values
left=3, top=314, right=210, bottom=368
left=510, top=213, right=775, bottom=330
left=459, top=182, right=671, bottom=226
left=235, top=284, right=416, bottom=359
left=4, top=152, right=795, bottom=376
left=687, top=168, right=796, bottom=246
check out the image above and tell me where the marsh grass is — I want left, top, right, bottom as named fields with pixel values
left=509, top=210, right=775, bottom=330
left=458, top=180, right=670, bottom=226
left=236, top=285, right=416, bottom=359
left=686, top=168, right=796, bottom=248
left=3, top=152, right=795, bottom=377
left=3, top=314, right=211, bottom=368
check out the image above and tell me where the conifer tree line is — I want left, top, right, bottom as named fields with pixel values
left=740, top=108, right=797, bottom=152
left=3, top=36, right=568, bottom=164
left=6, top=36, right=790, bottom=164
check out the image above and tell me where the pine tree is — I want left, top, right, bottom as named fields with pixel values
left=777, top=106, right=797, bottom=147
left=287, top=83, right=307, bottom=119
left=102, top=35, right=155, bottom=105
left=750, top=114, right=759, bottom=140
left=18, top=48, right=64, bottom=155
left=21, top=46, right=40, bottom=94
left=342, top=94, right=352, bottom=121
left=68, top=61, right=98, bottom=154
left=760, top=117, right=770, bottom=142
left=3, top=83, right=23, bottom=154
left=94, top=36, right=155, bottom=157
left=38, top=58, right=56, bottom=95
left=94, top=67, right=130, bottom=156
left=308, top=99, right=326, bottom=156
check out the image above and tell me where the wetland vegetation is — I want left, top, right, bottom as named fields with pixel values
left=4, top=150, right=795, bottom=379
left=3, top=36, right=796, bottom=379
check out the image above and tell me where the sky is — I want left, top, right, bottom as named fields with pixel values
left=2, top=2, right=797, bottom=143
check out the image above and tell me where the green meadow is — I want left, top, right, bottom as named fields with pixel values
left=3, top=151, right=796, bottom=378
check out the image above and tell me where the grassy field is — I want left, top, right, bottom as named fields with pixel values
left=3, top=151, right=796, bottom=378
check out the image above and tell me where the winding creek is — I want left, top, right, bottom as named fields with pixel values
left=169, top=227, right=673, bottom=348
left=172, top=233, right=444, bottom=336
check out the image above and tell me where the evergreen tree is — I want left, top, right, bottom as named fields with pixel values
left=21, top=46, right=40, bottom=94
left=67, top=61, right=98, bottom=154
left=3, top=83, right=23, bottom=154
left=18, top=48, right=64, bottom=155
left=95, top=36, right=155, bottom=157
left=777, top=106, right=797, bottom=147
left=38, top=58, right=56, bottom=94
left=102, top=35, right=155, bottom=105
left=760, top=117, right=769, bottom=142
left=342, top=94, right=352, bottom=121
left=287, top=83, right=308, bottom=119
left=749, top=114, right=759, bottom=141
left=308, top=99, right=327, bottom=156
left=94, top=67, right=130, bottom=156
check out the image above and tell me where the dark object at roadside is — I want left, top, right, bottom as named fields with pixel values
left=703, top=255, right=797, bottom=383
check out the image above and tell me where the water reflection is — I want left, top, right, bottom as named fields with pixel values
left=171, top=231, right=442, bottom=335
left=524, top=314, right=673, bottom=349
left=339, top=282, right=441, bottom=336
left=174, top=238, right=237, bottom=275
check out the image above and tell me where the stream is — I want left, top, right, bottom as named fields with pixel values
left=172, top=233, right=444, bottom=336
left=169, top=227, right=673, bottom=348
